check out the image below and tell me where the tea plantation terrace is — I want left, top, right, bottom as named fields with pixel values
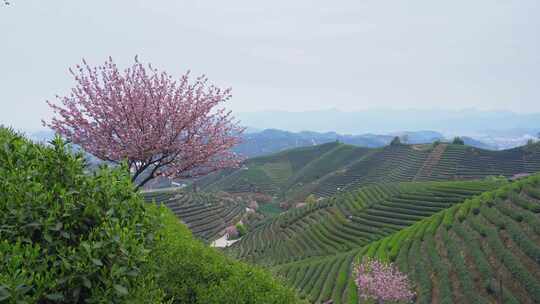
left=142, top=190, right=247, bottom=242
left=199, top=141, right=540, bottom=200
left=226, top=180, right=502, bottom=265
left=270, top=174, right=540, bottom=303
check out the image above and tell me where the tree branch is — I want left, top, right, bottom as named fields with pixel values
left=134, top=159, right=163, bottom=191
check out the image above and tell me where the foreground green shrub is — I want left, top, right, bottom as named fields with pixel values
left=149, top=207, right=300, bottom=304
left=0, top=128, right=300, bottom=303
left=0, top=129, right=162, bottom=303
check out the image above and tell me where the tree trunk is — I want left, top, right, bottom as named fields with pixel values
left=132, top=162, right=161, bottom=191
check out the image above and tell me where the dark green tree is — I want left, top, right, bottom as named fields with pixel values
left=390, top=136, right=402, bottom=146
left=452, top=137, right=465, bottom=145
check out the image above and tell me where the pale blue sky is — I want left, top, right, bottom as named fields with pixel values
left=1, top=0, right=539, bottom=130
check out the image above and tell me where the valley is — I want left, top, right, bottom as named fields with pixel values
left=146, top=141, right=540, bottom=303
left=3, top=2, right=539, bottom=302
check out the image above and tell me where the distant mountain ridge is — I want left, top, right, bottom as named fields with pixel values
left=233, top=129, right=494, bottom=158
left=237, top=109, right=540, bottom=134
left=26, top=128, right=507, bottom=161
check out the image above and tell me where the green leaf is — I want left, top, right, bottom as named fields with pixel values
left=82, top=276, right=92, bottom=289
left=0, top=286, right=10, bottom=301
left=91, top=258, right=103, bottom=266
left=24, top=222, right=41, bottom=228
left=113, top=284, right=128, bottom=296
left=126, top=269, right=139, bottom=277
left=72, top=287, right=81, bottom=300
left=15, top=284, right=31, bottom=294
left=45, top=293, right=64, bottom=301
left=50, top=222, right=63, bottom=231
left=82, top=242, right=91, bottom=253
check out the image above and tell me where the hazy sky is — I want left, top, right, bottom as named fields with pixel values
left=1, top=0, right=539, bottom=130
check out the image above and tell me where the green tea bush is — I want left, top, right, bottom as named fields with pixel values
left=425, top=234, right=452, bottom=304
left=388, top=230, right=406, bottom=262
left=497, top=203, right=540, bottom=235
left=374, top=237, right=391, bottom=261
left=425, top=213, right=443, bottom=235
left=150, top=208, right=300, bottom=304
left=481, top=207, right=540, bottom=263
left=509, top=192, right=540, bottom=212
left=365, top=240, right=381, bottom=258
left=442, top=206, right=458, bottom=230
left=452, top=222, right=519, bottom=303
left=456, top=200, right=471, bottom=222
left=410, top=240, right=432, bottom=304
left=0, top=129, right=163, bottom=303
left=469, top=216, right=540, bottom=302
left=440, top=229, right=484, bottom=304
left=471, top=198, right=482, bottom=215
left=332, top=255, right=352, bottom=304
left=318, top=258, right=340, bottom=302
left=524, top=185, right=540, bottom=200
left=0, top=128, right=301, bottom=304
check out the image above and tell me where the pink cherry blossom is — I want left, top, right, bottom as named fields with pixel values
left=354, top=257, right=415, bottom=303
left=44, top=56, right=244, bottom=189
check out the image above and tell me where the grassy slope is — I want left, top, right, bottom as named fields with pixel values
left=270, top=174, right=540, bottom=304
left=150, top=205, right=305, bottom=304
left=199, top=142, right=540, bottom=200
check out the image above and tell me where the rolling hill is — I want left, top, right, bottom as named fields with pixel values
left=142, top=190, right=247, bottom=242
left=226, top=180, right=503, bottom=266
left=198, top=141, right=540, bottom=201
left=138, top=144, right=540, bottom=304
left=237, top=174, right=540, bottom=304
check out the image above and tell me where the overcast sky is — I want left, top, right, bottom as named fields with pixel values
left=1, top=0, right=539, bottom=130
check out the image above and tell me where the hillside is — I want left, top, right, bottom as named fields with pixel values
left=252, top=174, right=540, bottom=304
left=142, top=190, right=247, bottom=242
left=226, top=180, right=503, bottom=266
left=0, top=127, right=301, bottom=304
left=199, top=141, right=540, bottom=201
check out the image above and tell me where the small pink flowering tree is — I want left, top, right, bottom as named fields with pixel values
left=354, top=258, right=415, bottom=303
left=44, top=57, right=244, bottom=189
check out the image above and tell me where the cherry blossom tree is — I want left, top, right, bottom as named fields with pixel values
left=354, top=258, right=415, bottom=303
left=44, top=57, right=244, bottom=189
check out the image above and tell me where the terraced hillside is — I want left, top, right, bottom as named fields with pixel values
left=199, top=142, right=540, bottom=201
left=142, top=190, right=247, bottom=242
left=227, top=180, right=501, bottom=266
left=199, top=141, right=369, bottom=196
left=269, top=174, right=540, bottom=304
